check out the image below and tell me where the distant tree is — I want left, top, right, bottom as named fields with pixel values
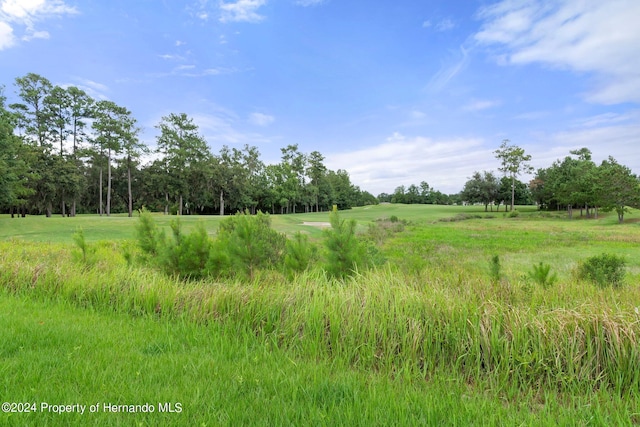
left=12, top=73, right=53, bottom=147
left=92, top=100, right=134, bottom=216
left=0, top=87, right=33, bottom=214
left=156, top=113, right=209, bottom=215
left=306, top=150, right=327, bottom=212
left=494, top=139, right=534, bottom=211
left=120, top=119, right=144, bottom=217
left=595, top=157, right=640, bottom=223
left=460, top=171, right=500, bottom=211
left=391, top=185, right=405, bottom=204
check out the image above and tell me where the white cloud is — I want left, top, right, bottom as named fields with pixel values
left=295, top=0, right=325, bottom=6
left=475, top=0, right=640, bottom=104
left=435, top=18, right=455, bottom=32
left=158, top=54, right=185, bottom=61
left=62, top=78, right=109, bottom=100
left=191, top=111, right=272, bottom=146
left=0, top=0, right=77, bottom=49
left=426, top=45, right=470, bottom=92
left=421, top=20, right=431, bottom=28
left=219, top=0, right=266, bottom=23
left=249, top=112, right=274, bottom=126
left=463, top=99, right=501, bottom=112
left=0, top=21, right=14, bottom=49
left=21, top=29, right=48, bottom=41
left=326, top=132, right=492, bottom=195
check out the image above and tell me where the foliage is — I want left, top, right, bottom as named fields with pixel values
left=71, top=227, right=94, bottom=265
left=489, top=254, right=501, bottom=283
left=284, top=231, right=316, bottom=278
left=219, top=210, right=286, bottom=279
left=494, top=139, right=534, bottom=211
left=596, top=157, right=640, bottom=223
left=528, top=262, right=557, bottom=288
left=460, top=171, right=500, bottom=211
left=323, top=208, right=367, bottom=278
left=578, top=253, right=626, bottom=288
left=159, top=219, right=212, bottom=279
left=135, top=207, right=161, bottom=256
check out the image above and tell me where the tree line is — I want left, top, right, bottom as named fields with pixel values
left=1, top=73, right=379, bottom=217
left=459, top=141, right=640, bottom=222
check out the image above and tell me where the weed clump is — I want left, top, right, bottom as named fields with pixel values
left=577, top=253, right=626, bottom=288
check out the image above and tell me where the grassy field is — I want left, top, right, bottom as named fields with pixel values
left=1, top=204, right=640, bottom=425
left=0, top=203, right=516, bottom=242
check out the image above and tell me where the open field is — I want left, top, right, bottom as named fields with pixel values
left=0, top=204, right=536, bottom=242
left=1, top=204, right=640, bottom=425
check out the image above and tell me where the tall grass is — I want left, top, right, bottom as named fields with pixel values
left=2, top=240, right=639, bottom=395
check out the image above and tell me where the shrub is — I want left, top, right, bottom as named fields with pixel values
left=284, top=232, right=316, bottom=278
left=323, top=208, right=367, bottom=279
left=508, top=209, right=520, bottom=218
left=160, top=219, right=212, bottom=279
left=219, top=210, right=286, bottom=280
left=578, top=253, right=626, bottom=288
left=135, top=207, right=160, bottom=256
left=489, top=254, right=501, bottom=283
left=389, top=215, right=399, bottom=223
left=528, top=262, right=557, bottom=288
left=72, top=227, right=95, bottom=265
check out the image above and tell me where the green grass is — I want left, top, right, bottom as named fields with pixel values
left=2, top=204, right=640, bottom=425
left=0, top=204, right=538, bottom=242
left=2, top=293, right=638, bottom=426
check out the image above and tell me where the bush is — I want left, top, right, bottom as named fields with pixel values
left=508, top=209, right=520, bottom=218
left=135, top=207, right=160, bottom=256
left=489, top=254, right=501, bottom=283
left=219, top=210, right=286, bottom=280
left=284, top=232, right=316, bottom=278
left=160, top=219, right=212, bottom=279
left=72, top=227, right=95, bottom=265
left=577, top=253, right=626, bottom=288
left=323, top=208, right=367, bottom=279
left=528, top=262, right=557, bottom=288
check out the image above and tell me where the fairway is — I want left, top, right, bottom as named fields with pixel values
left=2, top=204, right=640, bottom=425
left=0, top=203, right=534, bottom=242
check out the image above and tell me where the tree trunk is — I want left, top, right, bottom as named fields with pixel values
left=127, top=162, right=133, bottom=217
left=99, top=166, right=104, bottom=216
left=179, top=194, right=183, bottom=216
left=219, top=190, right=224, bottom=216
left=106, top=149, right=112, bottom=216
left=46, top=201, right=52, bottom=218
left=511, top=175, right=515, bottom=212
left=165, top=193, right=169, bottom=215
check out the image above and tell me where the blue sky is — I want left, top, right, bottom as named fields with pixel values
left=1, top=0, right=639, bottom=195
